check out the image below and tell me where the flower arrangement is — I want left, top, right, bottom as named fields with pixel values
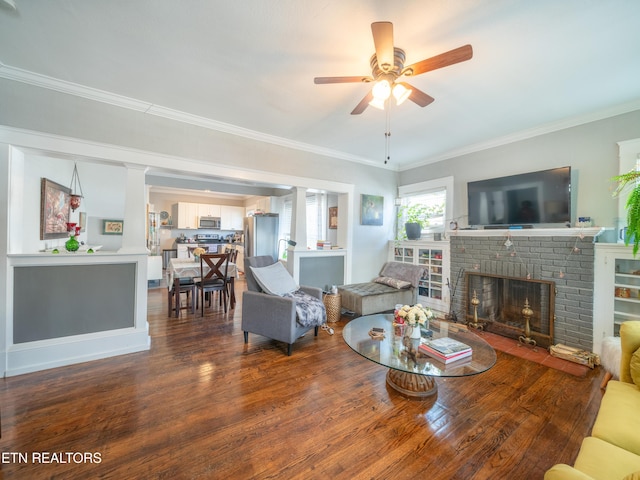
left=394, top=304, right=433, bottom=327
left=192, top=247, right=206, bottom=258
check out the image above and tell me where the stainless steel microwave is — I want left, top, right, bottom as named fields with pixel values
left=199, top=217, right=221, bottom=229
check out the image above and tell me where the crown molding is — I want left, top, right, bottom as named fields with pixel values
left=0, top=62, right=396, bottom=171
left=401, top=98, right=640, bottom=171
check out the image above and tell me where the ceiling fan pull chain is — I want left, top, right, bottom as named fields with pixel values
left=384, top=105, right=391, bottom=164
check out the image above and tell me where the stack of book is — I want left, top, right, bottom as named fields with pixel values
left=419, top=337, right=472, bottom=364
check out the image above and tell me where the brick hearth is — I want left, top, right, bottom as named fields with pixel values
left=449, top=231, right=596, bottom=351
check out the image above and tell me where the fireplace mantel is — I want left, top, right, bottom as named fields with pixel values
left=450, top=227, right=605, bottom=238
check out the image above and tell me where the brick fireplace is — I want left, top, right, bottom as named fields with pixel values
left=448, top=230, right=597, bottom=351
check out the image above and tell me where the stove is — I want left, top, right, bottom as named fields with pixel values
left=194, top=234, right=220, bottom=244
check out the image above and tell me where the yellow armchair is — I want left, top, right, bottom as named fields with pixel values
left=620, top=321, right=640, bottom=384
left=545, top=321, right=640, bottom=480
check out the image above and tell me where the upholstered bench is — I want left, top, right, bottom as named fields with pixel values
left=338, top=261, right=425, bottom=317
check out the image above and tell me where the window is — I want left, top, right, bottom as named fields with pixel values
left=397, top=176, right=453, bottom=240
left=276, top=192, right=328, bottom=257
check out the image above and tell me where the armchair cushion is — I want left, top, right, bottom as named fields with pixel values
left=249, top=261, right=299, bottom=296
left=374, top=276, right=412, bottom=289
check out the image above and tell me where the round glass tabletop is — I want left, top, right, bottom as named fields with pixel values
left=342, top=314, right=497, bottom=379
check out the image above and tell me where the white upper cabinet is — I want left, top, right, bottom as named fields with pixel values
left=220, top=206, right=245, bottom=230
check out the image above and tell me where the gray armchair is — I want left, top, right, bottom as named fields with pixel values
left=242, top=256, right=323, bottom=356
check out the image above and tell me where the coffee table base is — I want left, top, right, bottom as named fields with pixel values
left=386, top=369, right=437, bottom=399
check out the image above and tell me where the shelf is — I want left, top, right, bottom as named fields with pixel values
left=614, top=296, right=640, bottom=304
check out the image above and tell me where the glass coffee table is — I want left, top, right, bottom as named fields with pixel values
left=342, top=314, right=497, bottom=399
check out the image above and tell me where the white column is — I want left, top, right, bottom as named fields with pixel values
left=286, top=187, right=307, bottom=277
left=290, top=187, right=307, bottom=250
left=118, top=164, right=149, bottom=254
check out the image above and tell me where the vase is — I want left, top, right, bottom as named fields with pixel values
left=404, top=325, right=422, bottom=340
left=405, top=222, right=422, bottom=240
left=65, top=235, right=80, bottom=252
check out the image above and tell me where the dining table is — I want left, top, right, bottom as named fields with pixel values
left=168, top=257, right=238, bottom=310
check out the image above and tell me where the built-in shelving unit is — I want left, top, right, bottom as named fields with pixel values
left=389, top=241, right=449, bottom=312
left=593, top=243, right=640, bottom=354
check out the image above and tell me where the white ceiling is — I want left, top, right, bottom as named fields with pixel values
left=1, top=0, right=640, bottom=172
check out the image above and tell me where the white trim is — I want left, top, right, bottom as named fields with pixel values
left=398, top=176, right=454, bottom=234
left=0, top=62, right=390, bottom=170
left=0, top=126, right=356, bottom=196
left=449, top=227, right=604, bottom=237
left=6, top=328, right=150, bottom=377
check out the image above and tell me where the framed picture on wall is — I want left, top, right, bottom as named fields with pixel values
left=40, top=178, right=71, bottom=240
left=329, top=207, right=338, bottom=229
left=102, top=219, right=124, bottom=235
left=361, top=194, right=384, bottom=226
left=79, top=212, right=87, bottom=232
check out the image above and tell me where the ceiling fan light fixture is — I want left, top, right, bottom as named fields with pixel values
left=368, top=96, right=386, bottom=110
left=371, top=79, right=391, bottom=101
left=392, top=83, right=411, bottom=105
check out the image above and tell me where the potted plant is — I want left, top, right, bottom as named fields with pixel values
left=398, top=204, right=430, bottom=240
left=613, top=169, right=640, bottom=255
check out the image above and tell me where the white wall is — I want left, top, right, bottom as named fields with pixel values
left=17, top=154, right=126, bottom=253
left=399, top=110, right=640, bottom=229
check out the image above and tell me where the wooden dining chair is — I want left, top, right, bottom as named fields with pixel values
left=195, top=253, right=231, bottom=316
left=167, top=277, right=196, bottom=317
left=224, top=246, right=238, bottom=264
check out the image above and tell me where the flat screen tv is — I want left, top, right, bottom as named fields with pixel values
left=467, top=167, right=571, bottom=227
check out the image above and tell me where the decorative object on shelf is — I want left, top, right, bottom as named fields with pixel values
left=40, top=178, right=71, bottom=240
left=68, top=162, right=84, bottom=212
left=361, top=194, right=384, bottom=226
left=518, top=298, right=537, bottom=350
left=468, top=289, right=484, bottom=330
left=394, top=303, right=433, bottom=339
left=102, top=219, right=124, bottom=235
left=612, top=169, right=640, bottom=256
left=64, top=224, right=81, bottom=252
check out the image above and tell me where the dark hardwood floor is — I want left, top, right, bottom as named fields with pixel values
left=0, top=276, right=605, bottom=479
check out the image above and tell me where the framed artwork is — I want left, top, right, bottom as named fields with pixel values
left=102, top=219, right=124, bottom=235
left=360, top=194, right=384, bottom=226
left=40, top=178, right=71, bottom=240
left=328, top=207, right=338, bottom=229
left=79, top=212, right=87, bottom=232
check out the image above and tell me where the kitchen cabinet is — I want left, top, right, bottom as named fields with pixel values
left=221, top=206, right=244, bottom=230
left=388, top=241, right=450, bottom=312
left=198, top=204, right=221, bottom=218
left=172, top=202, right=198, bottom=229
left=593, top=243, right=640, bottom=355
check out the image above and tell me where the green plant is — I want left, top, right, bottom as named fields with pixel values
left=396, top=203, right=444, bottom=241
left=612, top=170, right=640, bottom=255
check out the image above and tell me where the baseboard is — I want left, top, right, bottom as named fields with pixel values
left=5, top=328, right=150, bottom=377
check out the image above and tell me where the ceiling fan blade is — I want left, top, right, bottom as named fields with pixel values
left=351, top=90, right=374, bottom=115
left=404, top=44, right=473, bottom=76
left=399, top=82, right=435, bottom=107
left=371, top=22, right=394, bottom=72
left=314, top=76, right=373, bottom=84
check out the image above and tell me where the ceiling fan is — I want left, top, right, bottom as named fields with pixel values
left=314, top=22, right=473, bottom=115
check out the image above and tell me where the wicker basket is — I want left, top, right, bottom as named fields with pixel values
left=323, top=294, right=342, bottom=323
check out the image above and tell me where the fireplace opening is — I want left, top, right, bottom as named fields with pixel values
left=465, top=272, right=555, bottom=347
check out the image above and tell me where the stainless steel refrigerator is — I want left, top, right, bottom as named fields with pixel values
left=244, top=214, right=279, bottom=261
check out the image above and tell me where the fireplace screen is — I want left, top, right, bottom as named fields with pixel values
left=465, top=272, right=555, bottom=347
